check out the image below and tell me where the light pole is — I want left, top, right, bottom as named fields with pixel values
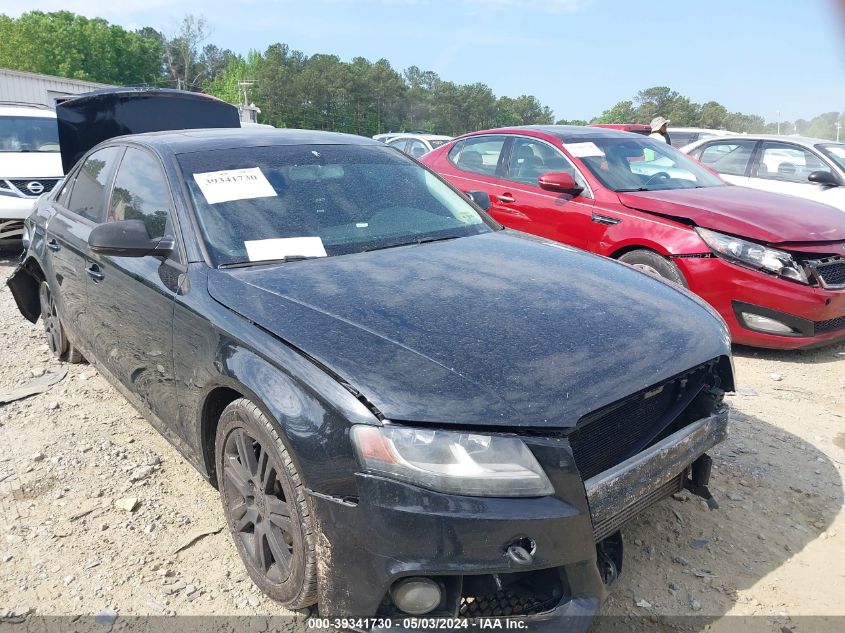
left=837, top=122, right=841, bottom=142
left=776, top=109, right=781, bottom=135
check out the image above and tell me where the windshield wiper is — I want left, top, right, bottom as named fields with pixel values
left=616, top=187, right=651, bottom=192
left=218, top=255, right=317, bottom=269
left=364, top=235, right=460, bottom=253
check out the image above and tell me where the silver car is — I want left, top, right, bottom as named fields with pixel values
left=683, top=134, right=845, bottom=211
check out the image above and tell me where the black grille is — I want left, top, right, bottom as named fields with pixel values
left=815, top=261, right=845, bottom=287
left=459, top=590, right=559, bottom=618
left=567, top=362, right=713, bottom=481
left=9, top=179, right=59, bottom=196
left=816, top=315, right=845, bottom=334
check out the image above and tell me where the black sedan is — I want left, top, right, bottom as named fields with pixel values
left=8, top=91, right=733, bottom=630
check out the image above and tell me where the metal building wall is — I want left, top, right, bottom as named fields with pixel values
left=0, top=68, right=111, bottom=108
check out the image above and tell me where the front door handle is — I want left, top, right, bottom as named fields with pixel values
left=86, top=263, right=104, bottom=282
left=46, top=238, right=60, bottom=252
left=497, top=193, right=515, bottom=203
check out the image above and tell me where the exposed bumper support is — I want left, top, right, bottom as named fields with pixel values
left=585, top=407, right=729, bottom=541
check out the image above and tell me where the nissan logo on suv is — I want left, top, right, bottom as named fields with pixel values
left=26, top=181, right=45, bottom=195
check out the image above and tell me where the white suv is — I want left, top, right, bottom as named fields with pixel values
left=0, top=103, right=63, bottom=242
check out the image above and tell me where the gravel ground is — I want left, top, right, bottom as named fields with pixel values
left=1, top=246, right=843, bottom=629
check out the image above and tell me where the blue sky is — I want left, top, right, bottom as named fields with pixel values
left=7, top=0, right=845, bottom=122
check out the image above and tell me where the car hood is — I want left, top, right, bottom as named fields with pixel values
left=617, top=186, right=845, bottom=244
left=0, top=152, right=63, bottom=179
left=207, top=232, right=730, bottom=429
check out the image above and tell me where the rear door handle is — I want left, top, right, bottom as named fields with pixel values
left=497, top=193, right=515, bottom=203
left=46, top=238, right=60, bottom=252
left=85, top=262, right=104, bottom=282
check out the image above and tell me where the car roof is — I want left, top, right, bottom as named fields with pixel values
left=0, top=103, right=56, bottom=118
left=690, top=133, right=842, bottom=147
left=386, top=133, right=452, bottom=141
left=106, top=127, right=384, bottom=155
left=466, top=125, right=645, bottom=142
left=670, top=127, right=734, bottom=134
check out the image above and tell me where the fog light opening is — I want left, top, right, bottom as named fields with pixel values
left=740, top=312, right=796, bottom=335
left=390, top=577, right=442, bottom=615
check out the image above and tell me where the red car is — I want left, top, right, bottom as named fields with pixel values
left=590, top=123, right=651, bottom=135
left=421, top=126, right=845, bottom=349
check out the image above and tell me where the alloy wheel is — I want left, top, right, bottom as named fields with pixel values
left=39, top=282, right=65, bottom=358
left=222, top=428, right=295, bottom=584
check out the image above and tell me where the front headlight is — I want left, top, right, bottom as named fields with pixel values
left=350, top=425, right=554, bottom=497
left=695, top=227, right=809, bottom=284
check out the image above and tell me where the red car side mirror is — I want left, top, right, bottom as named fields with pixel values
left=538, top=172, right=584, bottom=196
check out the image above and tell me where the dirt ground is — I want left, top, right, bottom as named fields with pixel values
left=0, top=246, right=843, bottom=630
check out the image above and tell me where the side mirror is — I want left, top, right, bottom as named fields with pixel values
left=538, top=172, right=584, bottom=196
left=808, top=170, right=839, bottom=187
left=88, top=220, right=174, bottom=257
left=466, top=190, right=491, bottom=211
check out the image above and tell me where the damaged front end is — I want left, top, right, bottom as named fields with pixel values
left=310, top=357, right=732, bottom=630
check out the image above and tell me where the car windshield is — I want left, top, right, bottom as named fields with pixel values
left=0, top=116, right=60, bottom=152
left=567, top=136, right=726, bottom=192
left=817, top=143, right=845, bottom=172
left=429, top=139, right=449, bottom=148
left=179, top=143, right=493, bottom=267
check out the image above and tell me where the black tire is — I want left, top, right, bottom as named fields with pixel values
left=38, top=281, right=84, bottom=363
left=618, top=249, right=687, bottom=287
left=215, top=398, right=318, bottom=608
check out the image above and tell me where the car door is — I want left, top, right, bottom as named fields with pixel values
left=43, top=146, right=123, bottom=353
left=441, top=134, right=510, bottom=217
left=85, top=145, right=184, bottom=431
left=750, top=141, right=838, bottom=205
left=691, top=139, right=757, bottom=186
left=497, top=136, right=595, bottom=250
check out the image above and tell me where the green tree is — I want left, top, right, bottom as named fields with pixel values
left=591, top=100, right=636, bottom=124
left=0, top=11, right=163, bottom=85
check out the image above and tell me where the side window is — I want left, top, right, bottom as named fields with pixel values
left=669, top=132, right=696, bottom=148
left=386, top=138, right=408, bottom=153
left=448, top=135, right=506, bottom=177
left=757, top=142, right=827, bottom=183
left=64, top=146, right=122, bottom=222
left=697, top=141, right=756, bottom=176
left=506, top=137, right=585, bottom=189
left=407, top=139, right=428, bottom=159
left=108, top=148, right=173, bottom=239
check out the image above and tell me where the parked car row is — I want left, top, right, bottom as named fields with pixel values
left=682, top=134, right=845, bottom=211
left=420, top=125, right=845, bottom=350
left=8, top=88, right=737, bottom=631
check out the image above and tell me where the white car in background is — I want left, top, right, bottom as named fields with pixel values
left=0, top=103, right=63, bottom=242
left=683, top=134, right=845, bottom=211
left=668, top=127, right=735, bottom=149
left=382, top=133, right=453, bottom=158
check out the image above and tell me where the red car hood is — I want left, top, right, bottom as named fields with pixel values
left=617, top=186, right=845, bottom=245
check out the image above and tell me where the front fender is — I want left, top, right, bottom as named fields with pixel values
left=194, top=329, right=379, bottom=498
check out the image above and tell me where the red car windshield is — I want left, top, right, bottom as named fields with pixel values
left=569, top=137, right=726, bottom=192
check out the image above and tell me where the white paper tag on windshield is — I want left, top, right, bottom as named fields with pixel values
left=827, top=146, right=845, bottom=159
left=244, top=237, right=327, bottom=262
left=565, top=142, right=605, bottom=158
left=193, top=168, right=277, bottom=204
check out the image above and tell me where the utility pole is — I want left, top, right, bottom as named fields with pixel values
left=837, top=122, right=841, bottom=142
left=776, top=109, right=781, bottom=135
